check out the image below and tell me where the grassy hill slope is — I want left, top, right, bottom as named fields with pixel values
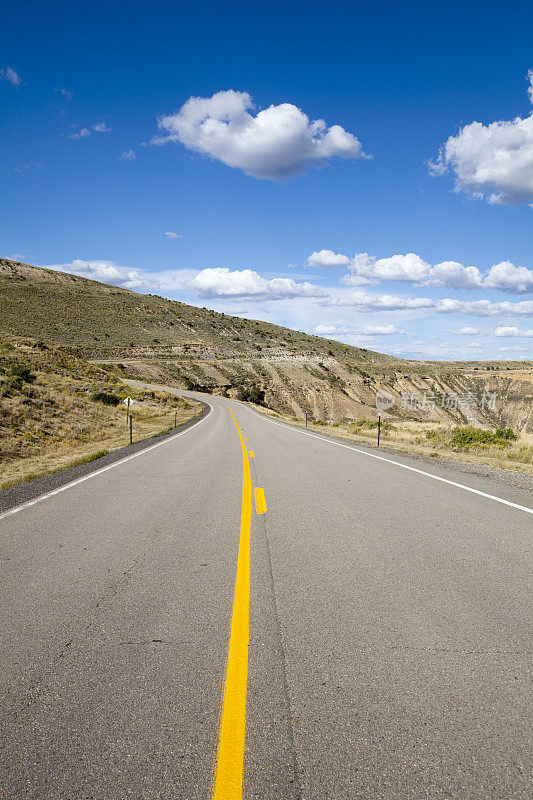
left=0, top=336, right=200, bottom=490
left=0, top=258, right=399, bottom=363
left=1, top=258, right=532, bottom=434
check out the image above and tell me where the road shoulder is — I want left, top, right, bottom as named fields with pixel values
left=0, top=401, right=210, bottom=514
left=249, top=406, right=533, bottom=493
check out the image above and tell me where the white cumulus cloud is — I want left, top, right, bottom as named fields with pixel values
left=118, top=148, right=136, bottom=161
left=307, top=249, right=353, bottom=268
left=423, top=261, right=484, bottom=289
left=428, top=71, right=533, bottom=205
left=357, top=324, right=404, bottom=335
left=320, top=291, right=434, bottom=311
left=315, top=323, right=403, bottom=335
left=454, top=326, right=479, bottom=335
left=1, top=67, right=22, bottom=86
left=69, top=127, right=91, bottom=140
left=190, top=267, right=326, bottom=301
left=494, top=325, right=533, bottom=337
left=317, top=249, right=531, bottom=293
left=355, top=325, right=405, bottom=336
left=346, top=252, right=430, bottom=283
left=164, top=231, right=184, bottom=238
left=151, top=90, right=368, bottom=180
left=483, top=261, right=533, bottom=293
left=434, top=299, right=533, bottom=317
left=321, top=292, right=533, bottom=317
left=315, top=324, right=352, bottom=335
left=69, top=122, right=111, bottom=140
left=44, top=259, right=159, bottom=290
left=342, top=252, right=483, bottom=289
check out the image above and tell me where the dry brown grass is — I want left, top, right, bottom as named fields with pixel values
left=0, top=337, right=200, bottom=490
left=256, top=408, right=533, bottom=476
left=0, top=403, right=199, bottom=491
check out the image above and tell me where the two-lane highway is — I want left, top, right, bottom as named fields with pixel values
left=1, top=388, right=531, bottom=799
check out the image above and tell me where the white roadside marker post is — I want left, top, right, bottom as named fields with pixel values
left=123, top=396, right=134, bottom=425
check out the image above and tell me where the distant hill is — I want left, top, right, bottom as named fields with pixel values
left=1, top=258, right=532, bottom=430
left=0, top=258, right=399, bottom=364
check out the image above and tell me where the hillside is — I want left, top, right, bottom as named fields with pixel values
left=0, top=336, right=200, bottom=490
left=0, top=258, right=399, bottom=363
left=1, top=258, right=532, bottom=433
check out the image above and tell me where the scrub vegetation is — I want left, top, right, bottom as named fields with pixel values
left=426, top=425, right=519, bottom=450
left=0, top=336, right=200, bottom=490
left=254, top=408, right=533, bottom=475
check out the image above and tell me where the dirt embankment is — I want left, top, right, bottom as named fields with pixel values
left=109, top=353, right=533, bottom=433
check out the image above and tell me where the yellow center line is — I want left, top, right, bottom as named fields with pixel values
left=212, top=405, right=252, bottom=800
left=254, top=487, right=267, bottom=515
left=249, top=450, right=255, bottom=458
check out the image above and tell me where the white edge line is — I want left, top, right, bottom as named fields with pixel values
left=0, top=408, right=211, bottom=523
left=241, top=405, right=533, bottom=516
left=110, top=386, right=533, bottom=517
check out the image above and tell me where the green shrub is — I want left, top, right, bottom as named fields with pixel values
left=11, top=365, right=36, bottom=383
left=183, top=377, right=212, bottom=393
left=352, top=418, right=395, bottom=433
left=354, top=418, right=379, bottom=429
left=448, top=425, right=517, bottom=449
left=236, top=385, right=266, bottom=405
left=91, top=391, right=120, bottom=406
left=495, top=427, right=518, bottom=441
left=2, top=376, right=23, bottom=392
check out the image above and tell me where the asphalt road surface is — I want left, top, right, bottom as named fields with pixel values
left=1, top=387, right=531, bottom=800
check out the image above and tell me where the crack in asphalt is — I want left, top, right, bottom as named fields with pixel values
left=261, top=523, right=303, bottom=799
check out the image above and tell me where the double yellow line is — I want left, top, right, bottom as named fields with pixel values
left=211, top=407, right=252, bottom=800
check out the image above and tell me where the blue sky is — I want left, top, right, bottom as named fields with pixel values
left=1, top=0, right=532, bottom=360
